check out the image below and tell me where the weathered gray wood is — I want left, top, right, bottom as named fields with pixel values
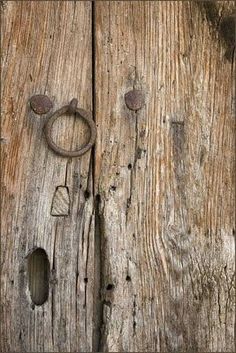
left=1, top=1, right=94, bottom=352
left=51, top=186, right=70, bottom=216
left=1, top=1, right=235, bottom=352
left=94, top=1, right=235, bottom=352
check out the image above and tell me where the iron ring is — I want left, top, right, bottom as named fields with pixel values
left=44, top=99, right=96, bottom=158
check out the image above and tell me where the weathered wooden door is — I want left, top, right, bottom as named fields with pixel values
left=1, top=1, right=235, bottom=352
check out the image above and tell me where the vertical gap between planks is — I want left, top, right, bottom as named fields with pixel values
left=91, top=1, right=103, bottom=352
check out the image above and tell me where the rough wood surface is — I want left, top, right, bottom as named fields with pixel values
left=94, top=1, right=235, bottom=352
left=1, top=1, right=235, bottom=353
left=1, top=2, right=95, bottom=352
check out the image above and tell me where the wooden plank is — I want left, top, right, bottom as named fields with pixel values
left=94, top=1, right=235, bottom=352
left=1, top=1, right=94, bottom=352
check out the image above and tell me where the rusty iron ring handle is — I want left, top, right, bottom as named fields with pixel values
left=44, top=99, right=96, bottom=158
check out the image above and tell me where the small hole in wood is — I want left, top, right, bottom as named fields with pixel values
left=84, top=190, right=90, bottom=199
left=106, top=283, right=114, bottom=291
left=84, top=277, right=88, bottom=283
left=96, top=194, right=101, bottom=202
left=27, top=248, right=50, bottom=306
left=128, top=163, right=132, bottom=170
left=126, top=275, right=131, bottom=282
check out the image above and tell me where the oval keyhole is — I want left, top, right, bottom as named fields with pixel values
left=27, top=248, right=50, bottom=306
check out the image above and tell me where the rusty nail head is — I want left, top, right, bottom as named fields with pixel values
left=125, top=89, right=145, bottom=111
left=29, top=94, right=53, bottom=115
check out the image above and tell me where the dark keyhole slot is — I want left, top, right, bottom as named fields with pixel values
left=27, top=248, right=50, bottom=306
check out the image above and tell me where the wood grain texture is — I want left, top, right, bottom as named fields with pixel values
left=1, top=1, right=235, bottom=352
left=1, top=1, right=95, bottom=352
left=51, top=186, right=70, bottom=216
left=94, top=1, right=235, bottom=352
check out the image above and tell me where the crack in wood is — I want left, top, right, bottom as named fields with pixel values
left=171, top=120, right=187, bottom=209
left=93, top=193, right=105, bottom=352
left=132, top=295, right=137, bottom=336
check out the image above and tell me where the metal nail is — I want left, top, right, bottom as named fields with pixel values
left=29, top=94, right=53, bottom=115
left=125, top=89, right=145, bottom=111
